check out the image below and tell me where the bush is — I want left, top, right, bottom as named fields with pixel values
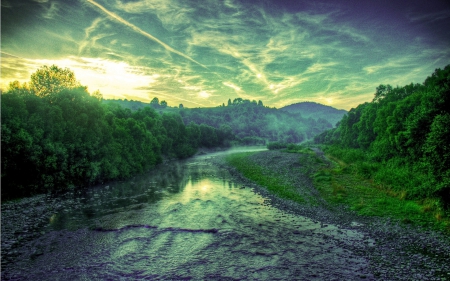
left=267, top=142, right=288, bottom=150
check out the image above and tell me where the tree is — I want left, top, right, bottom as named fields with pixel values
left=372, top=84, right=393, bottom=103
left=7, top=81, right=33, bottom=96
left=423, top=113, right=450, bottom=181
left=233, top=98, right=244, bottom=105
left=150, top=97, right=159, bottom=107
left=199, top=124, right=218, bottom=147
left=160, top=100, right=168, bottom=108
left=30, top=65, right=80, bottom=99
left=92, top=90, right=103, bottom=101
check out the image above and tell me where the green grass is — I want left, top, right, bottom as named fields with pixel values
left=314, top=159, right=450, bottom=233
left=226, top=152, right=304, bottom=203
left=226, top=147, right=450, bottom=234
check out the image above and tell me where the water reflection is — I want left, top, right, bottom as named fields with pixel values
left=8, top=147, right=373, bottom=280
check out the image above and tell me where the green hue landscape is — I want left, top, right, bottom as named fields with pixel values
left=1, top=66, right=232, bottom=199
left=227, top=146, right=450, bottom=233
left=315, top=65, right=450, bottom=207
left=224, top=65, right=450, bottom=232
left=2, top=64, right=449, bottom=234
left=226, top=152, right=305, bottom=203
left=1, top=65, right=339, bottom=200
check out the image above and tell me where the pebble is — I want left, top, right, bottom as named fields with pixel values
left=215, top=150, right=450, bottom=281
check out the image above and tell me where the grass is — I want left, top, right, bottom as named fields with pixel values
left=225, top=152, right=304, bottom=203
left=226, top=148, right=450, bottom=234
left=314, top=154, right=450, bottom=233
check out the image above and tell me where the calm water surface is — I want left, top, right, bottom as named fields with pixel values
left=4, top=147, right=371, bottom=280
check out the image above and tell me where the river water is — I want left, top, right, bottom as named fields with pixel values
left=2, top=148, right=373, bottom=280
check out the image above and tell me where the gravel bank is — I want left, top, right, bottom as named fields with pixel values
left=215, top=150, right=450, bottom=281
left=2, top=149, right=449, bottom=280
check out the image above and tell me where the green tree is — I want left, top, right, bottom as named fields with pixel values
left=150, top=97, right=160, bottom=107
left=30, top=65, right=80, bottom=99
left=7, top=81, right=34, bottom=96
left=423, top=113, right=450, bottom=182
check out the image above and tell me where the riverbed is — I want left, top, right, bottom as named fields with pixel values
left=2, top=148, right=447, bottom=280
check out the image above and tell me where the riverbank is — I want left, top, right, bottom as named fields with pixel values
left=2, top=148, right=449, bottom=280
left=220, top=149, right=450, bottom=280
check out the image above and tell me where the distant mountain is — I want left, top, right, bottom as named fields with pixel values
left=280, top=102, right=347, bottom=127
left=101, top=98, right=337, bottom=142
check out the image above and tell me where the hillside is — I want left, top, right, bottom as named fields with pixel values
left=102, top=98, right=334, bottom=143
left=314, top=65, right=450, bottom=207
left=280, top=102, right=347, bottom=127
left=179, top=99, right=333, bottom=143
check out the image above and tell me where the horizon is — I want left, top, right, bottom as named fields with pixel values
left=2, top=0, right=450, bottom=110
left=104, top=96, right=349, bottom=111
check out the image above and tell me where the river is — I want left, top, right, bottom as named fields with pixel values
left=1, top=147, right=373, bottom=280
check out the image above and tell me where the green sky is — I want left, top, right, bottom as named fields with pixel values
left=2, top=0, right=450, bottom=109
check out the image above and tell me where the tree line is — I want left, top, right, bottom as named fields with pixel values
left=103, top=95, right=335, bottom=145
left=179, top=98, right=333, bottom=145
left=315, top=65, right=450, bottom=206
left=1, top=66, right=233, bottom=199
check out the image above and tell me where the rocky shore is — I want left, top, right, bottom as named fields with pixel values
left=215, top=150, right=450, bottom=280
left=1, top=149, right=449, bottom=280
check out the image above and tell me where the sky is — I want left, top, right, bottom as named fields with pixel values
left=1, top=0, right=450, bottom=110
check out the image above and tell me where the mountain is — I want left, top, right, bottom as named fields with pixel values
left=180, top=99, right=333, bottom=143
left=101, top=98, right=337, bottom=143
left=280, top=102, right=347, bottom=127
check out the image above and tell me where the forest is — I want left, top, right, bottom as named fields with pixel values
left=1, top=66, right=233, bottom=199
left=314, top=65, right=450, bottom=206
left=179, top=98, right=334, bottom=144
left=5, top=64, right=448, bottom=208
left=104, top=97, right=342, bottom=145
left=2, top=65, right=336, bottom=200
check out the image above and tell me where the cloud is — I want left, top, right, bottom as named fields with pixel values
left=223, top=82, right=242, bottom=92
left=42, top=0, right=58, bottom=19
left=305, top=62, right=337, bottom=74
left=85, top=0, right=208, bottom=69
left=407, top=10, right=450, bottom=23
left=114, top=0, right=194, bottom=31
left=198, top=91, right=211, bottom=99
left=3, top=0, right=449, bottom=110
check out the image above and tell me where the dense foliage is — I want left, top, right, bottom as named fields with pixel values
left=105, top=98, right=335, bottom=144
left=315, top=65, right=450, bottom=205
left=1, top=66, right=232, bottom=200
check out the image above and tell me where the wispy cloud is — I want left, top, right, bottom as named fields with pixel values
left=2, top=0, right=449, bottom=110
left=85, top=0, right=208, bottom=69
left=223, top=82, right=242, bottom=93
left=407, top=10, right=450, bottom=23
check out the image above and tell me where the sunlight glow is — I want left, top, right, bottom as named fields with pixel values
left=2, top=0, right=448, bottom=110
left=324, top=97, right=333, bottom=105
left=12, top=56, right=161, bottom=101
left=198, top=91, right=211, bottom=98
